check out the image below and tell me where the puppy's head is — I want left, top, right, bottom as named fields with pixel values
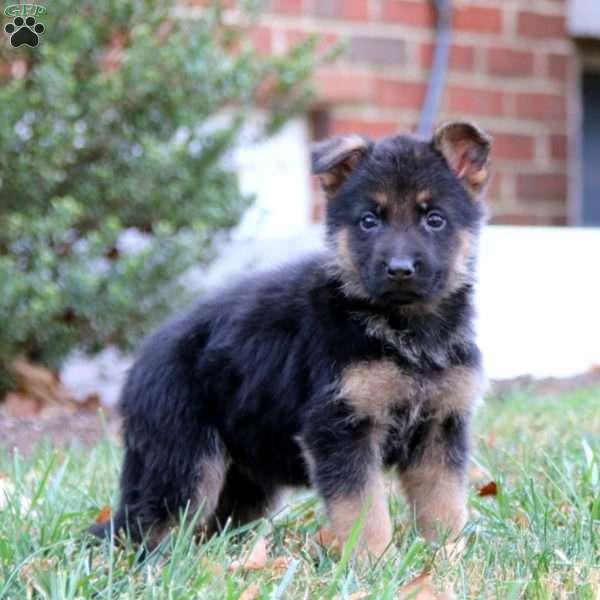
left=312, top=121, right=491, bottom=308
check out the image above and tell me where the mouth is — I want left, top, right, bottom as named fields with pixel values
left=378, top=289, right=428, bottom=306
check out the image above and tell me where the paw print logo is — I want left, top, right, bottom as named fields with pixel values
left=4, top=16, right=45, bottom=48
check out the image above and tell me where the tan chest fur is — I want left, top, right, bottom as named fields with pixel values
left=338, top=360, right=486, bottom=425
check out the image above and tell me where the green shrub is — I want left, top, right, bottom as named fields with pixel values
left=0, top=0, right=330, bottom=390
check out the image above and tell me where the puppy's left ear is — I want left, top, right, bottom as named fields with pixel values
left=311, top=135, right=371, bottom=199
left=433, top=121, right=492, bottom=197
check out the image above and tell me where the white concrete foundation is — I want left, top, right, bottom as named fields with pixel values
left=61, top=225, right=600, bottom=404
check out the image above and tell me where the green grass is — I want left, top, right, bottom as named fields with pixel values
left=1, top=387, right=599, bottom=599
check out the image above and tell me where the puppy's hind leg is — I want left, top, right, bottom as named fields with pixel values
left=209, top=464, right=281, bottom=534
left=208, top=464, right=283, bottom=572
left=90, top=427, right=228, bottom=550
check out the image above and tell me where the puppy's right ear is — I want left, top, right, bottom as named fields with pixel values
left=433, top=120, right=492, bottom=198
left=311, top=135, right=371, bottom=199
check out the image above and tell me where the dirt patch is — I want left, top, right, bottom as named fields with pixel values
left=2, top=370, right=599, bottom=455
left=0, top=358, right=122, bottom=454
left=0, top=408, right=121, bottom=454
left=490, top=369, right=600, bottom=399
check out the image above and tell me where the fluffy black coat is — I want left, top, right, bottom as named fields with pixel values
left=90, top=120, right=491, bottom=555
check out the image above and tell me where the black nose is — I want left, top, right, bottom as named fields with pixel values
left=385, top=258, right=416, bottom=280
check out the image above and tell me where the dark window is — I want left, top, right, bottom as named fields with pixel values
left=308, top=108, right=331, bottom=142
left=582, top=72, right=600, bottom=225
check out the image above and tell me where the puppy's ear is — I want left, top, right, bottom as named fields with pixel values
left=433, top=121, right=492, bottom=197
left=311, top=135, right=371, bottom=198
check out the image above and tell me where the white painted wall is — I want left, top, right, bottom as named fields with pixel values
left=569, top=0, right=600, bottom=38
left=233, top=118, right=312, bottom=239
left=476, top=226, right=600, bottom=379
left=62, top=225, right=600, bottom=404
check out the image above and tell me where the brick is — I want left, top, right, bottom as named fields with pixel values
left=491, top=132, right=535, bottom=160
left=547, top=53, right=569, bottom=81
left=449, top=45, right=476, bottom=71
left=492, top=214, right=566, bottom=226
left=313, top=70, right=375, bottom=103
left=269, top=0, right=303, bottom=14
left=453, top=5, right=502, bottom=33
left=420, top=43, right=475, bottom=72
left=491, top=214, right=536, bottom=226
left=348, top=37, right=406, bottom=66
left=550, top=134, right=568, bottom=160
left=331, top=118, right=399, bottom=138
left=517, top=11, right=565, bottom=39
left=515, top=92, right=566, bottom=120
left=343, top=0, right=369, bottom=20
left=381, top=1, right=434, bottom=27
left=488, top=47, right=534, bottom=77
left=285, top=29, right=338, bottom=54
left=516, top=173, right=567, bottom=201
left=551, top=215, right=567, bottom=226
left=447, top=85, right=504, bottom=116
left=375, top=79, right=427, bottom=109
left=313, top=0, right=368, bottom=21
left=486, top=171, right=503, bottom=200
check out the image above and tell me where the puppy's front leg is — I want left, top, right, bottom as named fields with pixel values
left=398, top=414, right=469, bottom=540
left=327, top=469, right=392, bottom=558
left=302, top=409, right=392, bottom=558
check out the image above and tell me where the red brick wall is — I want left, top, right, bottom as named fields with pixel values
left=259, top=0, right=576, bottom=225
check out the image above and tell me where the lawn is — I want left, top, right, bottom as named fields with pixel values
left=1, top=386, right=599, bottom=599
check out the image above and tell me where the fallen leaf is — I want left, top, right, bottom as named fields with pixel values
left=239, top=582, right=259, bottom=600
left=440, top=539, right=466, bottom=560
left=398, top=573, right=455, bottom=599
left=11, top=359, right=73, bottom=407
left=588, top=567, right=600, bottom=595
left=513, top=511, right=529, bottom=528
left=95, top=505, right=112, bottom=524
left=4, top=392, right=42, bottom=417
left=18, top=557, right=57, bottom=584
left=199, top=556, right=223, bottom=577
left=228, top=537, right=268, bottom=572
left=80, top=393, right=101, bottom=411
left=38, top=558, right=57, bottom=571
left=477, top=481, right=498, bottom=497
left=315, top=526, right=340, bottom=550
left=18, top=561, right=34, bottom=584
left=271, top=555, right=290, bottom=574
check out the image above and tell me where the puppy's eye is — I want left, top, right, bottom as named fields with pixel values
left=360, top=212, right=380, bottom=231
left=425, top=211, right=445, bottom=230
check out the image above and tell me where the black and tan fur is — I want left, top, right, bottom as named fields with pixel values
left=90, top=120, right=492, bottom=558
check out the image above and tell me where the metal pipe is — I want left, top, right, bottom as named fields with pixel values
left=417, top=0, right=452, bottom=137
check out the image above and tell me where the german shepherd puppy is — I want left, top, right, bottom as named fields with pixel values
left=90, top=120, right=491, bottom=557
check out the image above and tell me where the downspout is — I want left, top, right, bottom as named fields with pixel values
left=417, top=0, right=452, bottom=137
